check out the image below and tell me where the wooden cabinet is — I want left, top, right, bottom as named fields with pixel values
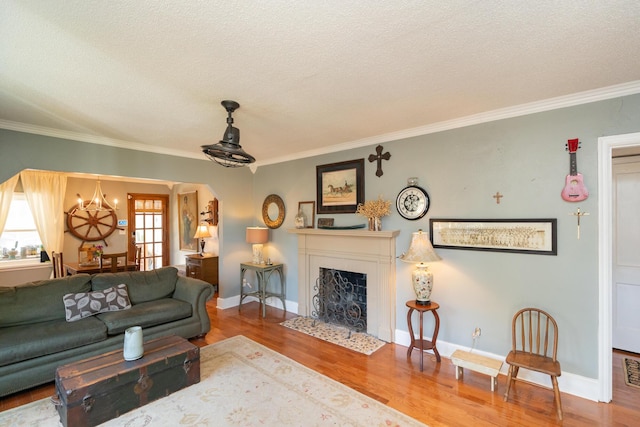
left=185, top=254, right=218, bottom=290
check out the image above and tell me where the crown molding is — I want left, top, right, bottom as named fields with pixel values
left=2, top=80, right=640, bottom=169
left=255, top=80, right=640, bottom=167
left=0, top=120, right=204, bottom=160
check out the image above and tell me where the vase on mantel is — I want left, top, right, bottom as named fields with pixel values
left=368, top=217, right=382, bottom=231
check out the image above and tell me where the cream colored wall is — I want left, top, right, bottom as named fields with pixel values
left=172, top=183, right=219, bottom=263
left=62, top=177, right=173, bottom=262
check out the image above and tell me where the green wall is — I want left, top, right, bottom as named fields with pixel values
left=2, top=93, right=640, bottom=381
left=252, top=93, right=640, bottom=380
left=0, top=130, right=254, bottom=298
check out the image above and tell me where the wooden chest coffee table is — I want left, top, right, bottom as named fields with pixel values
left=54, top=335, right=200, bottom=427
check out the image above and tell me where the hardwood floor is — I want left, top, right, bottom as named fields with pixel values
left=2, top=299, right=639, bottom=426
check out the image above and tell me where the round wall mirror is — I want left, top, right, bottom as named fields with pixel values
left=262, top=194, right=285, bottom=229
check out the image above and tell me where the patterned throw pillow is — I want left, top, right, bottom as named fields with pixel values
left=63, top=283, right=131, bottom=322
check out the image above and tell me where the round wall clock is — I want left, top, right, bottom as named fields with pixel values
left=396, top=185, right=430, bottom=220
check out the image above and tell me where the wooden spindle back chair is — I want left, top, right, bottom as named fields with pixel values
left=52, top=251, right=64, bottom=278
left=100, top=252, right=128, bottom=273
left=504, top=307, right=562, bottom=420
left=134, top=245, right=142, bottom=271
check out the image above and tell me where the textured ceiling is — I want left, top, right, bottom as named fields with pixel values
left=2, top=1, right=640, bottom=167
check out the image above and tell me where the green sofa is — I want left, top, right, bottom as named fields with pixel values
left=0, top=266, right=214, bottom=397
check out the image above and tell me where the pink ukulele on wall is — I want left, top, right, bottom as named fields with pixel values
left=561, top=138, right=589, bottom=202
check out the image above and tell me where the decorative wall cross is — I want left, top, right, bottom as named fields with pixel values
left=570, top=207, right=590, bottom=239
left=368, top=145, right=391, bottom=177
left=493, top=192, right=503, bottom=204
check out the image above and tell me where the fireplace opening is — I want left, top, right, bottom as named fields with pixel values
left=312, top=268, right=367, bottom=336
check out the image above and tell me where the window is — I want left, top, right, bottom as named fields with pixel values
left=0, top=194, right=43, bottom=262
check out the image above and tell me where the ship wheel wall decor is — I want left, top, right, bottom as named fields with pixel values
left=66, top=202, right=118, bottom=246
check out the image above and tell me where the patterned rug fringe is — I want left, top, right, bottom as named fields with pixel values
left=281, top=316, right=386, bottom=355
left=623, top=357, right=640, bottom=388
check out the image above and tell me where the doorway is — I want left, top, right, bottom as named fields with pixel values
left=127, top=193, right=170, bottom=270
left=612, top=155, right=640, bottom=353
left=597, top=131, right=640, bottom=402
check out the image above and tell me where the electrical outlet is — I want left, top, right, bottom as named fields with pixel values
left=472, top=327, right=481, bottom=339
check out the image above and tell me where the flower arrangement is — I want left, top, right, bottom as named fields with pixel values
left=355, top=195, right=391, bottom=219
left=94, top=245, right=103, bottom=258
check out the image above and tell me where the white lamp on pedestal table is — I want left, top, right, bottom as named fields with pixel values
left=399, top=229, right=442, bottom=305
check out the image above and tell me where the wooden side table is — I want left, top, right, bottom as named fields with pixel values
left=185, top=254, right=219, bottom=291
left=239, top=262, right=285, bottom=318
left=406, top=300, right=441, bottom=371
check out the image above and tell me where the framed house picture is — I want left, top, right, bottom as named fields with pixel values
left=316, top=159, right=364, bottom=214
left=178, top=191, right=198, bottom=251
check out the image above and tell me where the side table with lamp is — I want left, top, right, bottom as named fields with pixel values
left=400, top=229, right=442, bottom=371
left=240, top=226, right=286, bottom=318
left=246, top=226, right=268, bottom=264
left=186, top=223, right=218, bottom=292
left=193, top=223, right=212, bottom=257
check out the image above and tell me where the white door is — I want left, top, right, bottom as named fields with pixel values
left=612, top=156, right=640, bottom=353
left=127, top=193, right=170, bottom=271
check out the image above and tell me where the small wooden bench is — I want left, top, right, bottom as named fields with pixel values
left=451, top=349, right=503, bottom=392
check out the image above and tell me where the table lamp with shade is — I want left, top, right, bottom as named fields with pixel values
left=399, top=229, right=442, bottom=305
left=246, top=226, right=269, bottom=264
left=193, top=223, right=212, bottom=256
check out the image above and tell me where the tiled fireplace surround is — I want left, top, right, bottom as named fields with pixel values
left=289, top=228, right=399, bottom=342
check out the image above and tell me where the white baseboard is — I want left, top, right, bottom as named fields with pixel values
left=207, top=303, right=599, bottom=402
left=394, top=329, right=599, bottom=402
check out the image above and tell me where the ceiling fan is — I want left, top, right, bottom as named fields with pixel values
left=201, top=100, right=256, bottom=168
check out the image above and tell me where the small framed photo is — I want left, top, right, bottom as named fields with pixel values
left=78, top=246, right=96, bottom=264
left=297, top=201, right=315, bottom=228
left=178, top=191, right=199, bottom=251
left=318, top=218, right=335, bottom=228
left=429, top=218, right=557, bottom=255
left=316, top=159, right=364, bottom=214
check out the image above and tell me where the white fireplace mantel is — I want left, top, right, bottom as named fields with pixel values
left=288, top=228, right=399, bottom=342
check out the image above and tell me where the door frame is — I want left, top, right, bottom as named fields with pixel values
left=597, top=131, right=640, bottom=402
left=127, top=193, right=170, bottom=270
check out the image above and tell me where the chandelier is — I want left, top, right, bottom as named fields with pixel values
left=77, top=179, right=118, bottom=212
left=201, top=100, right=256, bottom=168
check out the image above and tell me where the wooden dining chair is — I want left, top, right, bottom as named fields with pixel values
left=134, top=245, right=142, bottom=271
left=100, top=252, right=128, bottom=273
left=52, top=251, right=64, bottom=278
left=504, top=307, right=563, bottom=420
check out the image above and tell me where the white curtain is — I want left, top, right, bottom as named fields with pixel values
left=20, top=170, right=68, bottom=256
left=0, top=174, right=20, bottom=234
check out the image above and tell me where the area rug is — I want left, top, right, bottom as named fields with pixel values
left=281, top=316, right=386, bottom=355
left=0, top=335, right=423, bottom=427
left=623, top=357, right=640, bottom=388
